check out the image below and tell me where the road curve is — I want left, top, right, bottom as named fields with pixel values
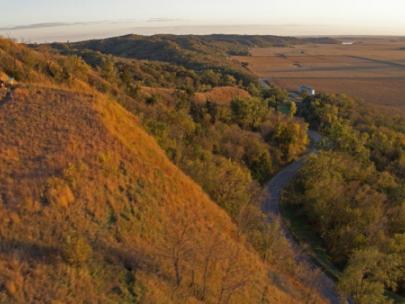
left=263, top=130, right=342, bottom=304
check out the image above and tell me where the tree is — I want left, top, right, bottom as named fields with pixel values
left=231, top=97, right=268, bottom=130
left=218, top=127, right=273, bottom=184
left=202, top=69, right=221, bottom=87
left=247, top=83, right=260, bottom=96
left=338, top=248, right=402, bottom=304
left=262, top=119, right=309, bottom=163
left=262, top=85, right=288, bottom=102
left=159, top=220, right=194, bottom=288
left=285, top=151, right=388, bottom=262
left=288, top=101, right=297, bottom=117
left=184, top=155, right=254, bottom=220
left=388, top=234, right=405, bottom=292
left=242, top=140, right=273, bottom=184
left=223, top=74, right=237, bottom=86
left=198, top=232, right=225, bottom=301
left=99, top=55, right=118, bottom=82
left=217, top=246, right=252, bottom=304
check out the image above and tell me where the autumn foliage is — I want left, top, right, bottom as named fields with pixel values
left=0, top=38, right=325, bottom=303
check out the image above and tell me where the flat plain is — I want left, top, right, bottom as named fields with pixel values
left=233, top=37, right=405, bottom=115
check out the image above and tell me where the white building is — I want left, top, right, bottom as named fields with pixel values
left=299, top=85, right=316, bottom=96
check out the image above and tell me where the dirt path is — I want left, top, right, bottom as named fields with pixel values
left=263, top=130, right=342, bottom=304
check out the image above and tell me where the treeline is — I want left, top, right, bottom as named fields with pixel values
left=53, top=41, right=312, bottom=270
left=77, top=38, right=312, bottom=270
left=284, top=93, right=405, bottom=303
left=50, top=36, right=259, bottom=90
left=49, top=43, right=264, bottom=95
left=135, top=87, right=309, bottom=260
left=62, top=35, right=336, bottom=90
left=68, top=34, right=337, bottom=61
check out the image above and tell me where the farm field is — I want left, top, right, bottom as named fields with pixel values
left=233, top=37, right=405, bottom=115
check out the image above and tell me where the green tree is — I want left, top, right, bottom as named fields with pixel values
left=201, top=69, right=221, bottom=87
left=184, top=155, right=255, bottom=220
left=338, top=248, right=402, bottom=304
left=263, top=85, right=288, bottom=102
left=288, top=101, right=297, bottom=117
left=262, top=119, right=309, bottom=163
left=231, top=97, right=268, bottom=130
left=100, top=55, right=118, bottom=82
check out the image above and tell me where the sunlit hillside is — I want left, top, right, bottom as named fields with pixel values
left=0, top=38, right=326, bottom=303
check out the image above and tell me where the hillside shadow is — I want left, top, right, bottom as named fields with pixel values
left=0, top=239, right=62, bottom=264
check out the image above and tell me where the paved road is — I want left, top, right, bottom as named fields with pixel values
left=259, top=78, right=303, bottom=103
left=263, top=130, right=342, bottom=304
left=258, top=78, right=271, bottom=90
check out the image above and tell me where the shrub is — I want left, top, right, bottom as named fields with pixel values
left=43, top=177, right=75, bottom=208
left=62, top=236, right=92, bottom=266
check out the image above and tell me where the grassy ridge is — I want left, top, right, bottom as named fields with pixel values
left=0, top=37, right=328, bottom=303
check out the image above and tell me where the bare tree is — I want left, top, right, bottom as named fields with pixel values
left=199, top=232, right=225, bottom=301
left=217, top=246, right=252, bottom=304
left=158, top=219, right=194, bottom=288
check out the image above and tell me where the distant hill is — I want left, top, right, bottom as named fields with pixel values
left=50, top=34, right=338, bottom=88
left=69, top=34, right=338, bottom=59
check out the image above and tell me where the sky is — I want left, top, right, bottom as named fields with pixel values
left=0, top=0, right=404, bottom=42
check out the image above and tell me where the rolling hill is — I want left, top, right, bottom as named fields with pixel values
left=49, top=34, right=339, bottom=90
left=0, top=38, right=326, bottom=303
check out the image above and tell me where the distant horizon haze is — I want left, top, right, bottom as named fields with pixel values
left=1, top=0, right=404, bottom=42
left=1, top=21, right=404, bottom=44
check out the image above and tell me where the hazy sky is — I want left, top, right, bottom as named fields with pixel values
left=0, top=0, right=404, bottom=41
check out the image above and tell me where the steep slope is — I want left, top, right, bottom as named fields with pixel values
left=0, top=85, right=322, bottom=303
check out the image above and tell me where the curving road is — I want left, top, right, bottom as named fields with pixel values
left=259, top=78, right=342, bottom=303
left=263, top=130, right=342, bottom=304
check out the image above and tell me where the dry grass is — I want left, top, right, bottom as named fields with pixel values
left=274, top=78, right=405, bottom=114
left=139, top=86, right=251, bottom=106
left=0, top=38, right=328, bottom=303
left=233, top=37, right=405, bottom=115
left=140, top=86, right=176, bottom=103
left=0, top=86, right=324, bottom=303
left=194, top=86, right=251, bottom=105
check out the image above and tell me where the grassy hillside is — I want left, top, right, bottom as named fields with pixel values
left=0, top=38, right=327, bottom=303
left=0, top=84, right=315, bottom=304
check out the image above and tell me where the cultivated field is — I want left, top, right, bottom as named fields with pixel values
left=233, top=37, right=405, bottom=115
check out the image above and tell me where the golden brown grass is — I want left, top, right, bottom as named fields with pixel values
left=140, top=86, right=176, bottom=103
left=139, top=86, right=251, bottom=106
left=0, top=85, right=325, bottom=303
left=193, top=87, right=251, bottom=105
left=274, top=78, right=405, bottom=114
left=0, top=38, right=329, bottom=303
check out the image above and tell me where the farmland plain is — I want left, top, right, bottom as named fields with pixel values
left=233, top=37, right=405, bottom=115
